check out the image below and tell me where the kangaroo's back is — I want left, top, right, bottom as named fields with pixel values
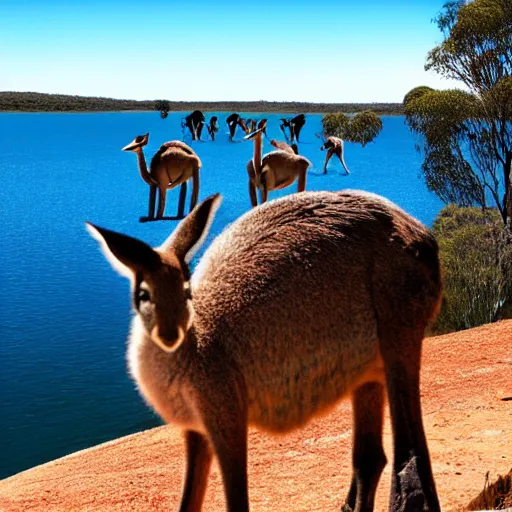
left=191, top=190, right=441, bottom=431
left=192, top=190, right=440, bottom=332
left=261, top=150, right=310, bottom=189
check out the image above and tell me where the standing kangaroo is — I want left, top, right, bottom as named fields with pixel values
left=87, top=191, right=442, bottom=512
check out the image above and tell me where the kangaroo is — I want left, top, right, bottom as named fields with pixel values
left=246, top=127, right=311, bottom=207
left=321, top=136, right=351, bottom=175
left=87, top=190, right=442, bottom=512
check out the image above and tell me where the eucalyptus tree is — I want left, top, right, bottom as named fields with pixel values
left=155, top=99, right=170, bottom=119
left=404, top=0, right=512, bottom=227
left=321, top=110, right=383, bottom=147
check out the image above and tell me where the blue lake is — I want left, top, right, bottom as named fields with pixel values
left=0, top=112, right=443, bottom=479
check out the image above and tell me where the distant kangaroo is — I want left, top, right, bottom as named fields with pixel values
left=88, top=191, right=442, bottom=512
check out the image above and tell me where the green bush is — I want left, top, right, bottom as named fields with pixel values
left=345, top=110, right=383, bottom=147
left=431, top=205, right=512, bottom=334
left=321, top=111, right=382, bottom=146
left=321, top=112, right=350, bottom=138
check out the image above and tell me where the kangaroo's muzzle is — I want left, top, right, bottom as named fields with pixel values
left=151, top=325, right=186, bottom=353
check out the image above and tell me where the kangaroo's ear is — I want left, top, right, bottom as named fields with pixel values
left=160, top=194, right=222, bottom=264
left=87, top=223, right=161, bottom=278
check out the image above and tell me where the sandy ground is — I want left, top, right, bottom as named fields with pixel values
left=0, top=321, right=511, bottom=512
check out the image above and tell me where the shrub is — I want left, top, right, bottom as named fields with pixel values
left=322, top=112, right=350, bottom=139
left=321, top=110, right=383, bottom=146
left=431, top=205, right=512, bottom=334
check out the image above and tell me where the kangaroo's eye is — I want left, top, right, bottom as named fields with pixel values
left=135, top=283, right=153, bottom=318
left=138, top=288, right=151, bottom=303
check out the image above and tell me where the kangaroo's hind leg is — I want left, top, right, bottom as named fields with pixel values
left=177, top=181, right=187, bottom=219
left=156, top=187, right=167, bottom=219
left=323, top=148, right=334, bottom=174
left=344, top=381, right=387, bottom=512
left=259, top=172, right=268, bottom=204
left=380, top=327, right=440, bottom=512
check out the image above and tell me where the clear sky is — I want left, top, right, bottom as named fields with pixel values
left=0, top=0, right=462, bottom=103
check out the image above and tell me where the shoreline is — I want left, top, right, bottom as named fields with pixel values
left=0, top=93, right=404, bottom=116
left=0, top=109, right=404, bottom=115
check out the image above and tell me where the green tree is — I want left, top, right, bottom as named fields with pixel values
left=431, top=205, right=512, bottom=334
left=155, top=99, right=170, bottom=119
left=404, top=0, right=512, bottom=226
left=321, top=110, right=383, bottom=147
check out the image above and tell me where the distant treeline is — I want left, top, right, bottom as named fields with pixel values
left=0, top=92, right=404, bottom=115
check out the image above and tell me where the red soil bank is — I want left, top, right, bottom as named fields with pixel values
left=1, top=321, right=511, bottom=511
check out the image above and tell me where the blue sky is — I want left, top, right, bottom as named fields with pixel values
left=1, top=0, right=461, bottom=102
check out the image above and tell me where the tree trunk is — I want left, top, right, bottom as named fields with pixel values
left=506, top=152, right=512, bottom=232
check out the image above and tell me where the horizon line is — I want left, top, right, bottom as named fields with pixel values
left=1, top=91, right=406, bottom=105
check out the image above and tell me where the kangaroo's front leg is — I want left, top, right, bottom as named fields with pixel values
left=211, top=425, right=249, bottom=512
left=190, top=168, right=200, bottom=213
left=178, top=431, right=213, bottom=512
left=248, top=180, right=258, bottom=208
left=344, top=381, right=386, bottom=512
left=196, top=122, right=204, bottom=141
left=199, top=379, right=249, bottom=512
left=148, top=184, right=157, bottom=219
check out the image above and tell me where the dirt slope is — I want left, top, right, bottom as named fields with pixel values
left=1, top=321, right=511, bottom=512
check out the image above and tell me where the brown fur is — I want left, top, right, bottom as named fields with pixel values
left=270, top=139, right=298, bottom=154
left=88, top=190, right=442, bottom=512
left=246, top=130, right=311, bottom=207
left=123, top=134, right=201, bottom=219
left=322, top=136, right=350, bottom=175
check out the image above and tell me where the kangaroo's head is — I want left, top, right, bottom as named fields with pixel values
left=87, top=194, right=222, bottom=353
left=122, top=133, right=149, bottom=152
left=257, top=119, right=268, bottom=137
left=238, top=117, right=249, bottom=134
left=320, top=138, right=334, bottom=151
left=244, top=127, right=265, bottom=141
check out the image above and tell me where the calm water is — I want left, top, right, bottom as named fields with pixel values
left=0, top=112, right=443, bottom=479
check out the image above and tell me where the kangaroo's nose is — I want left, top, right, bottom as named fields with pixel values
left=151, top=326, right=185, bottom=353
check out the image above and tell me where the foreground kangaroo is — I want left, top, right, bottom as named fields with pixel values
left=87, top=191, right=442, bottom=512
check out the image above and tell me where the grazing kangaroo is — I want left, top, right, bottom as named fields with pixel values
left=321, top=136, right=351, bottom=175
left=246, top=127, right=311, bottom=207
left=122, top=134, right=201, bottom=221
left=87, top=191, right=442, bottom=512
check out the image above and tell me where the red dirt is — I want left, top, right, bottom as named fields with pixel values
left=1, top=321, right=511, bottom=512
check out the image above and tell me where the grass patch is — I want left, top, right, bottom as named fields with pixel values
left=466, top=469, right=512, bottom=510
